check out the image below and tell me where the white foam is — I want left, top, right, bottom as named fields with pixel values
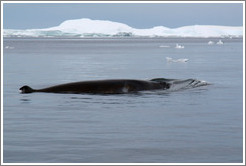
left=3, top=18, right=243, bottom=38
left=168, top=79, right=210, bottom=91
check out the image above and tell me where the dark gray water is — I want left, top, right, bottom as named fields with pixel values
left=3, top=37, right=243, bottom=163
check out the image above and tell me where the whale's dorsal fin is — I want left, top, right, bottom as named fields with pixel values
left=19, top=86, right=34, bottom=93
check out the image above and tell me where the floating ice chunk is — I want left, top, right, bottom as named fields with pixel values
left=159, top=45, right=170, bottom=48
left=4, top=46, right=14, bottom=49
left=166, top=57, right=173, bottom=62
left=175, top=44, right=184, bottom=49
left=216, top=40, right=224, bottom=45
left=178, top=58, right=189, bottom=62
left=166, top=57, right=188, bottom=63
left=208, top=41, right=214, bottom=45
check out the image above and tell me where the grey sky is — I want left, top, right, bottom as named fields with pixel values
left=3, top=2, right=244, bottom=29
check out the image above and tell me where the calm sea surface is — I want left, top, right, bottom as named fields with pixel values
left=3, top=37, right=243, bottom=163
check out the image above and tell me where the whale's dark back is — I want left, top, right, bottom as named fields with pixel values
left=24, top=79, right=168, bottom=94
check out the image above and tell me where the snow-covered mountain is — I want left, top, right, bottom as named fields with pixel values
left=3, top=18, right=243, bottom=38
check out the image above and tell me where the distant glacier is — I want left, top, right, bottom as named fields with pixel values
left=3, top=18, right=243, bottom=38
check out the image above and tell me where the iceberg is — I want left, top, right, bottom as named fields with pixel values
left=3, top=18, right=243, bottom=38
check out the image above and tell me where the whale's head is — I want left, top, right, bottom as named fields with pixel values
left=19, top=85, right=34, bottom=93
left=161, top=82, right=170, bottom=89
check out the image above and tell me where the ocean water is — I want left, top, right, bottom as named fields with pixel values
left=3, top=37, right=243, bottom=163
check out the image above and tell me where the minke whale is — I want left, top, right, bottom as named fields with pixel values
left=19, top=78, right=171, bottom=94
